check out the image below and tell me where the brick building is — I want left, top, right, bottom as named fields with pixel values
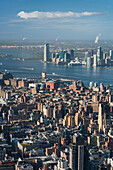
left=46, top=80, right=59, bottom=90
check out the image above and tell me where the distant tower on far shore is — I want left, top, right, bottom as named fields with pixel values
left=84, top=52, right=88, bottom=63
left=93, top=54, right=97, bottom=67
left=110, top=50, right=113, bottom=60
left=44, top=43, right=49, bottom=62
left=97, top=46, right=102, bottom=63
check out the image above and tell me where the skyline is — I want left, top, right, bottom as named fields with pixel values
left=1, top=0, right=113, bottom=40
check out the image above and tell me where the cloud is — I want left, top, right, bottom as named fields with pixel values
left=17, top=11, right=101, bottom=19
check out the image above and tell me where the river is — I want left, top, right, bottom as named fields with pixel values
left=0, top=48, right=113, bottom=87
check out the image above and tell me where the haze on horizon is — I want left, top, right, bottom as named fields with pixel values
left=0, top=0, right=113, bottom=41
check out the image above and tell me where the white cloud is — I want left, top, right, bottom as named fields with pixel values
left=17, top=11, right=101, bottom=19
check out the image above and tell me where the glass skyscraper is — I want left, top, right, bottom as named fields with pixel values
left=44, top=43, right=49, bottom=62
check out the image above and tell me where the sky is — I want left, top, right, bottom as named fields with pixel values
left=0, top=0, right=113, bottom=40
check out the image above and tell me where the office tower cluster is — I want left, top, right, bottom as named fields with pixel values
left=51, top=49, right=74, bottom=64
left=44, top=43, right=113, bottom=68
left=84, top=47, right=113, bottom=67
left=43, top=43, right=74, bottom=64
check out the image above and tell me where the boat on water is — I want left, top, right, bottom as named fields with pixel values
left=52, top=73, right=55, bottom=75
left=24, top=68, right=34, bottom=70
left=68, top=60, right=82, bottom=66
left=17, top=58, right=24, bottom=61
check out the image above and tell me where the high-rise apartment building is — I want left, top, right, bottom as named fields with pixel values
left=44, top=44, right=49, bottom=62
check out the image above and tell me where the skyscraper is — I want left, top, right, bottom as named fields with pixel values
left=98, top=103, right=103, bottom=132
left=110, top=50, right=113, bottom=60
left=69, top=49, right=74, bottom=60
left=103, top=52, right=107, bottom=60
left=69, top=144, right=78, bottom=170
left=51, top=52, right=55, bottom=60
left=78, top=145, right=84, bottom=170
left=91, top=49, right=93, bottom=56
left=97, top=46, right=103, bottom=64
left=87, top=56, right=91, bottom=66
left=93, top=54, right=97, bottom=67
left=44, top=44, right=49, bottom=62
left=64, top=52, right=70, bottom=62
left=60, top=50, right=67, bottom=60
left=69, top=143, right=88, bottom=170
left=84, top=52, right=88, bottom=62
left=69, top=133, right=88, bottom=170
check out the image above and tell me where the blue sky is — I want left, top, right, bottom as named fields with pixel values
left=0, top=0, right=113, bottom=40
